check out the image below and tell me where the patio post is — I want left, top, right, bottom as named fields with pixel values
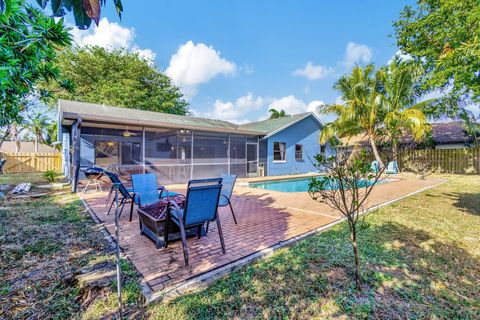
left=113, top=183, right=123, bottom=319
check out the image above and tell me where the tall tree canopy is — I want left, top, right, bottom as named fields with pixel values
left=376, top=58, right=431, bottom=160
left=41, top=46, right=189, bottom=115
left=0, top=0, right=71, bottom=127
left=394, top=0, right=480, bottom=112
left=321, top=62, right=432, bottom=166
left=320, top=65, right=386, bottom=165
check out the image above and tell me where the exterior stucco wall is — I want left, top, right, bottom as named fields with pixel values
left=265, top=116, right=334, bottom=176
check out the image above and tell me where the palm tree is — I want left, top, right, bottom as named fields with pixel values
left=28, top=113, right=50, bottom=153
left=377, top=58, right=432, bottom=161
left=319, top=64, right=386, bottom=166
left=268, top=108, right=288, bottom=119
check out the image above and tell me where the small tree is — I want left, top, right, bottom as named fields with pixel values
left=308, top=150, right=385, bottom=290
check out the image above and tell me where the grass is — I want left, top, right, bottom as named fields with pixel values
left=1, top=173, right=479, bottom=319
left=148, top=174, right=480, bottom=319
left=0, top=173, right=143, bottom=319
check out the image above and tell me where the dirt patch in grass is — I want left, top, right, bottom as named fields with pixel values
left=0, top=175, right=144, bottom=319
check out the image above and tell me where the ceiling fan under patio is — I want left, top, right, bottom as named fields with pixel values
left=122, top=127, right=139, bottom=137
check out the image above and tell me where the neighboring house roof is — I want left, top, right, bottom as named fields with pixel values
left=238, top=112, right=323, bottom=138
left=59, top=100, right=264, bottom=135
left=339, top=134, right=369, bottom=148
left=0, top=141, right=57, bottom=153
left=400, top=121, right=474, bottom=145
left=339, top=121, right=474, bottom=148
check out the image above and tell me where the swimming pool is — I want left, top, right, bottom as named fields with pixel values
left=249, top=177, right=385, bottom=193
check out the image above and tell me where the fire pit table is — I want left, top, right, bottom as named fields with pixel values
left=137, top=195, right=197, bottom=248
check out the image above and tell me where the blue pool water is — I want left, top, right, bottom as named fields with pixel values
left=249, top=177, right=384, bottom=193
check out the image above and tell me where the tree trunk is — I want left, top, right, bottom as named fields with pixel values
left=392, top=142, right=398, bottom=162
left=35, top=136, right=39, bottom=153
left=392, top=141, right=400, bottom=171
left=369, top=136, right=384, bottom=167
left=351, top=224, right=362, bottom=291
left=0, top=125, right=11, bottom=149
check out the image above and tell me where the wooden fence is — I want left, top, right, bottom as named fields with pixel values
left=399, top=148, right=480, bottom=174
left=0, top=152, right=62, bottom=173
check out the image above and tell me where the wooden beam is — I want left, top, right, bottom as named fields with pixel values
left=71, top=118, right=82, bottom=193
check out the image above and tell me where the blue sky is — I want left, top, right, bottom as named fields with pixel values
left=67, top=0, right=416, bottom=123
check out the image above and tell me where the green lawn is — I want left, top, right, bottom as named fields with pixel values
left=149, top=175, right=480, bottom=319
left=0, top=173, right=143, bottom=319
left=1, top=174, right=479, bottom=319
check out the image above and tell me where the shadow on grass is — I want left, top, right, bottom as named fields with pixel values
left=149, top=220, right=480, bottom=320
left=442, top=192, right=480, bottom=216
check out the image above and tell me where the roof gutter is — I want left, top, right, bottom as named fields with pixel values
left=61, top=111, right=266, bottom=136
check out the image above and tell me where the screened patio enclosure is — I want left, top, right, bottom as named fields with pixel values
left=78, top=123, right=261, bottom=184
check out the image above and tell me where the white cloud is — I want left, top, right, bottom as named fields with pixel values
left=343, top=42, right=372, bottom=67
left=201, top=93, right=264, bottom=124
left=269, top=95, right=309, bottom=115
left=200, top=94, right=328, bottom=124
left=70, top=18, right=156, bottom=63
left=269, top=96, right=327, bottom=115
left=387, top=50, right=413, bottom=65
left=292, top=62, right=334, bottom=80
left=242, top=64, right=255, bottom=75
left=307, top=100, right=326, bottom=113
left=236, top=92, right=264, bottom=109
left=165, top=41, right=237, bottom=97
left=133, top=47, right=156, bottom=62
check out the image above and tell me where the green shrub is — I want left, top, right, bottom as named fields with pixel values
left=42, top=170, right=59, bottom=183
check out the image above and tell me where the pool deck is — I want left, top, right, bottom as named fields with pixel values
left=79, top=174, right=446, bottom=303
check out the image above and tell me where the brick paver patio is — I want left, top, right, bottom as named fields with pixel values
left=79, top=175, right=445, bottom=300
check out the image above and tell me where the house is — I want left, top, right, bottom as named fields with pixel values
left=238, top=114, right=334, bottom=176
left=58, top=100, right=333, bottom=188
left=400, top=121, right=476, bottom=149
left=338, top=121, right=476, bottom=154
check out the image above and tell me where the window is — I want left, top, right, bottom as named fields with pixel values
left=95, top=141, right=119, bottom=167
left=295, top=144, right=303, bottom=161
left=121, top=142, right=142, bottom=165
left=273, top=142, right=286, bottom=162
left=320, top=144, right=327, bottom=154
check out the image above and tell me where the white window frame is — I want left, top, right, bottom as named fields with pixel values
left=295, top=144, right=303, bottom=161
left=273, top=142, right=287, bottom=163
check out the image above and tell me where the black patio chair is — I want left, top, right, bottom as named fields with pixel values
left=166, top=178, right=225, bottom=266
left=104, top=171, right=135, bottom=221
left=219, top=173, right=238, bottom=224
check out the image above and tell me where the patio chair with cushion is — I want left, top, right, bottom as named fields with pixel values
left=219, top=173, right=238, bottom=224
left=104, top=171, right=135, bottom=221
left=385, top=160, right=399, bottom=174
left=371, top=160, right=380, bottom=174
left=131, top=173, right=178, bottom=215
left=166, top=178, right=226, bottom=266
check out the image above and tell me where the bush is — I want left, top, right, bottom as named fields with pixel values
left=42, top=170, right=59, bottom=183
